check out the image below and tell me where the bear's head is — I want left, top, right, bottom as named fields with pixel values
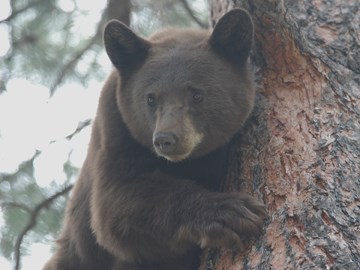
left=104, top=9, right=255, bottom=162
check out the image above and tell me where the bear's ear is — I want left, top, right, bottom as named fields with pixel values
left=104, top=20, right=150, bottom=75
left=209, top=9, right=254, bottom=64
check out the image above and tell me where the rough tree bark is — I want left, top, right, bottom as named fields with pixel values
left=201, top=0, right=360, bottom=269
left=107, top=0, right=131, bottom=26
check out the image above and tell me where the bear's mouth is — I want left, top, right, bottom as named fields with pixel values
left=153, top=138, right=194, bottom=162
left=153, top=132, right=204, bottom=162
left=156, top=151, right=192, bottom=162
left=153, top=115, right=204, bottom=162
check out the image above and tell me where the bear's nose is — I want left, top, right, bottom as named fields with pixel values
left=153, top=132, right=178, bottom=153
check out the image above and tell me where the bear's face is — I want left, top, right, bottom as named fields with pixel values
left=104, top=9, right=255, bottom=162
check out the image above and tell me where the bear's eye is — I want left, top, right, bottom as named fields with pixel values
left=147, top=94, right=157, bottom=107
left=192, top=91, right=203, bottom=103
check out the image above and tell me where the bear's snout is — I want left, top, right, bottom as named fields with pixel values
left=153, top=132, right=179, bottom=154
left=152, top=113, right=204, bottom=162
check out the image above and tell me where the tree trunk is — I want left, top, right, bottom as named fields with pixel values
left=106, top=0, right=131, bottom=25
left=201, top=0, right=360, bottom=269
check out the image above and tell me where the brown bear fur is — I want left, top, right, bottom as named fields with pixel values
left=43, top=9, right=266, bottom=270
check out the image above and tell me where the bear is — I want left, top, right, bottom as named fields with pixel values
left=43, top=8, right=267, bottom=270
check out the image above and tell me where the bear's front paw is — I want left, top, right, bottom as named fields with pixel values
left=177, top=192, right=267, bottom=250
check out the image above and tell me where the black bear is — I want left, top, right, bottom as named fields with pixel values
left=43, top=8, right=266, bottom=270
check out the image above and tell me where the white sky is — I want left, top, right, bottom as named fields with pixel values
left=0, top=0, right=107, bottom=269
left=0, top=62, right=105, bottom=270
left=0, top=76, right=103, bottom=270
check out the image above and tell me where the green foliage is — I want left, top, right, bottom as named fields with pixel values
left=2, top=0, right=106, bottom=91
left=0, top=153, right=71, bottom=260
left=2, top=0, right=209, bottom=93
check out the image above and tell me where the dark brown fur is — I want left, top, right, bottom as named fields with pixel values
left=43, top=9, right=267, bottom=270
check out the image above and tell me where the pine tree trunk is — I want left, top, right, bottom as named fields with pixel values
left=201, top=0, right=360, bottom=269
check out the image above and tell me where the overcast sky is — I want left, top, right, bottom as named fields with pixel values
left=0, top=0, right=107, bottom=268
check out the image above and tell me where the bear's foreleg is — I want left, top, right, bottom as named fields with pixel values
left=91, top=170, right=266, bottom=269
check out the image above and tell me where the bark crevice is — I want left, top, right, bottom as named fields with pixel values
left=201, top=0, right=360, bottom=269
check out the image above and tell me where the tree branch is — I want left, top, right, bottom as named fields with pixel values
left=179, top=0, right=208, bottom=28
left=49, top=0, right=132, bottom=94
left=14, top=185, right=73, bottom=270
left=1, top=202, right=31, bottom=213
left=49, top=32, right=101, bottom=95
left=106, top=0, right=131, bottom=26
left=65, top=119, right=92, bottom=140
left=49, top=4, right=111, bottom=95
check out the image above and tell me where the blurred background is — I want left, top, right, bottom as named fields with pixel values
left=0, top=0, right=209, bottom=269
